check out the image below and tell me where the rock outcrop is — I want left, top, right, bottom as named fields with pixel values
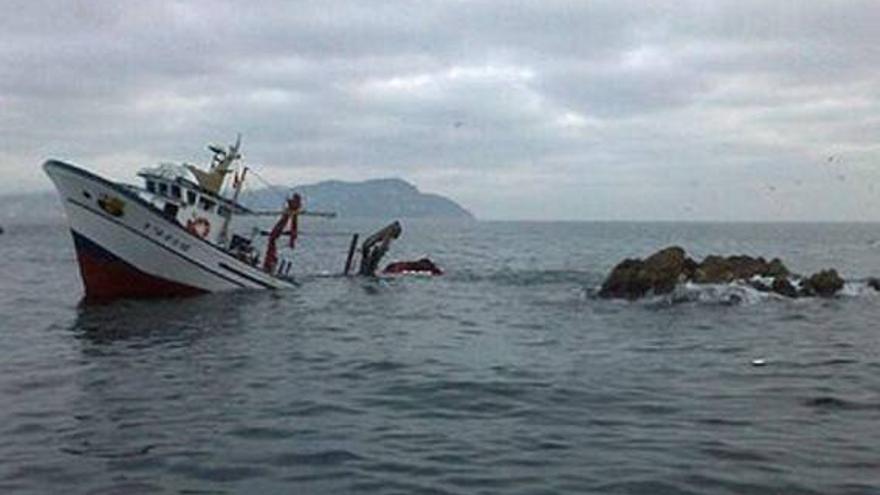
left=801, top=269, right=845, bottom=297
left=693, top=255, right=789, bottom=284
left=771, top=277, right=799, bottom=298
left=599, top=246, right=849, bottom=300
left=598, top=246, right=694, bottom=300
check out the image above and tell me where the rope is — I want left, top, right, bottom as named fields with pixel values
left=246, top=166, right=292, bottom=203
left=240, top=167, right=352, bottom=237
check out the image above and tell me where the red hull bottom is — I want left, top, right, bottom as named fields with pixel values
left=72, top=230, right=206, bottom=303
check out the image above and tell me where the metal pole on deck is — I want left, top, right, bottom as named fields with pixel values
left=218, top=167, right=248, bottom=246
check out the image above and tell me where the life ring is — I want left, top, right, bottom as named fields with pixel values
left=186, top=217, right=211, bottom=239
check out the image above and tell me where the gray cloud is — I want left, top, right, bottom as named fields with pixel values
left=2, top=0, right=879, bottom=220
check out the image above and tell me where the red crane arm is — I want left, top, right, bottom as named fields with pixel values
left=262, top=194, right=302, bottom=274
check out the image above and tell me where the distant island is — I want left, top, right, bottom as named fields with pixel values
left=242, top=178, right=475, bottom=220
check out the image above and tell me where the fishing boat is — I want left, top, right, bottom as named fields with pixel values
left=44, top=137, right=318, bottom=302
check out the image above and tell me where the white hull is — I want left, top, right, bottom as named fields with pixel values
left=44, top=160, right=294, bottom=301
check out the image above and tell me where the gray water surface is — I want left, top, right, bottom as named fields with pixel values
left=1, top=220, right=878, bottom=494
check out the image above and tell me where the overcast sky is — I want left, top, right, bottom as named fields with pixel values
left=2, top=1, right=879, bottom=220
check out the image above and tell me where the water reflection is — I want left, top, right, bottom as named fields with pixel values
left=61, top=290, right=287, bottom=489
left=71, top=291, right=261, bottom=345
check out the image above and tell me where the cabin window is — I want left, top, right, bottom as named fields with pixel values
left=158, top=182, right=168, bottom=196
left=186, top=190, right=197, bottom=204
left=171, top=185, right=181, bottom=199
left=146, top=181, right=156, bottom=193
left=199, top=197, right=216, bottom=212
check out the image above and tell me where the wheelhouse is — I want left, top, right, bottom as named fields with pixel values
left=118, top=137, right=304, bottom=279
left=136, top=163, right=239, bottom=247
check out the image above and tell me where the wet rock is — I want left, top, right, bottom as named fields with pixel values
left=867, top=278, right=880, bottom=292
left=801, top=269, right=844, bottom=297
left=598, top=246, right=695, bottom=299
left=771, top=277, right=799, bottom=298
left=765, top=258, right=789, bottom=278
left=749, top=279, right=771, bottom=292
left=728, top=255, right=771, bottom=280
left=642, top=246, right=694, bottom=292
left=599, top=246, right=838, bottom=300
left=693, top=255, right=790, bottom=284
left=598, top=259, right=649, bottom=299
left=599, top=246, right=852, bottom=300
left=693, top=255, right=735, bottom=284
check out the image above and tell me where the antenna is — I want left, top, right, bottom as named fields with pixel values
left=232, top=133, right=242, bottom=158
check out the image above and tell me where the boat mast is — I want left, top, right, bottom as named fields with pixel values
left=218, top=165, right=247, bottom=246
left=186, top=134, right=241, bottom=195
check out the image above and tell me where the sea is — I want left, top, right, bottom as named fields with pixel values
left=1, top=217, right=879, bottom=494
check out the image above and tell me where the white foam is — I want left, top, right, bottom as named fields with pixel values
left=662, top=281, right=772, bottom=306
left=839, top=281, right=878, bottom=297
left=596, top=278, right=880, bottom=306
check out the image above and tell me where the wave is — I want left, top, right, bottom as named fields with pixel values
left=589, top=279, right=879, bottom=306
left=309, top=267, right=878, bottom=307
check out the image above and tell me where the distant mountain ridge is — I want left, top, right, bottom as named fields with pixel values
left=243, top=178, right=475, bottom=220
